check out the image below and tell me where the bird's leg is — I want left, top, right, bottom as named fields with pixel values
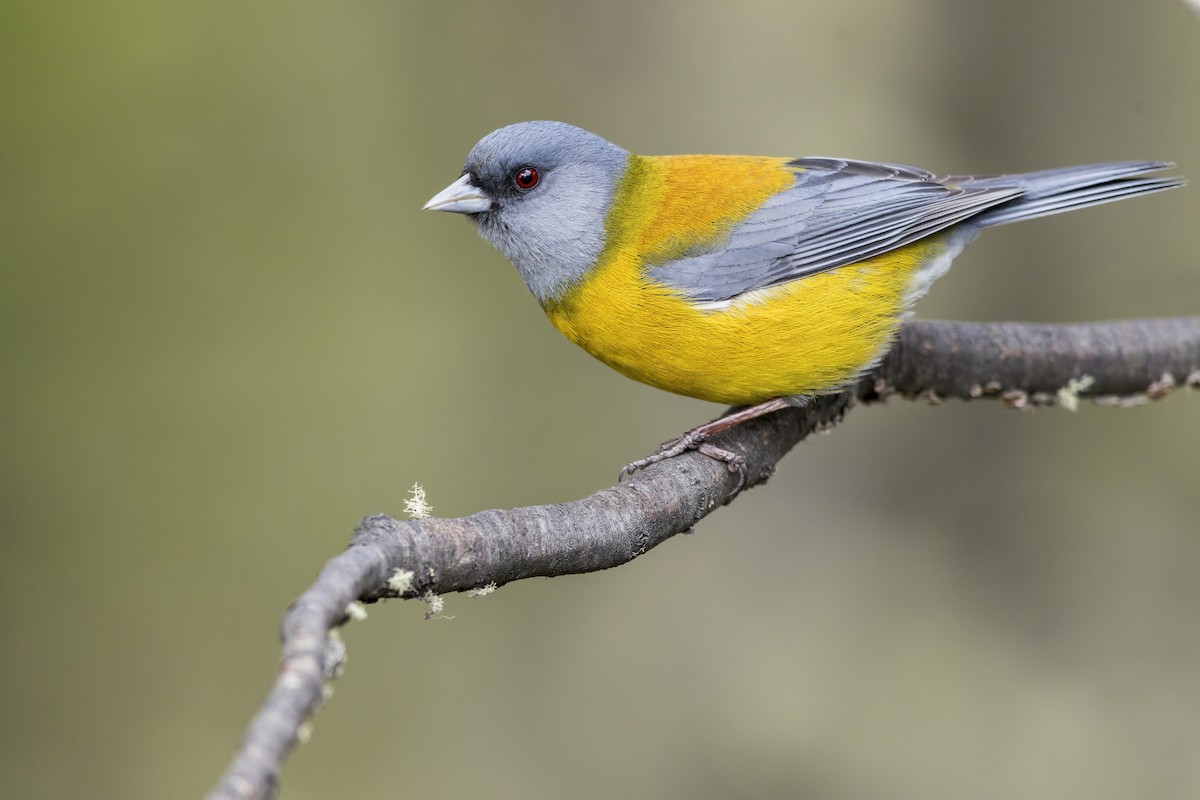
left=620, top=397, right=792, bottom=491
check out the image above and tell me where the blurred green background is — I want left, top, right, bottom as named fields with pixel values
left=3, top=2, right=1198, bottom=798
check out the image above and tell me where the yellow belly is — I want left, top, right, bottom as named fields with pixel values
left=544, top=236, right=945, bottom=405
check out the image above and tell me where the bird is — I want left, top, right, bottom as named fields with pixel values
left=424, top=121, right=1182, bottom=486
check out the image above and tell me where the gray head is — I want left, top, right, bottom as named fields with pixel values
left=424, top=121, right=629, bottom=304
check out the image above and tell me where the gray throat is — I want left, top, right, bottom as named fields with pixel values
left=474, top=160, right=626, bottom=305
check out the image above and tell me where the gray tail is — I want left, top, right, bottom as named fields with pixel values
left=963, top=161, right=1184, bottom=228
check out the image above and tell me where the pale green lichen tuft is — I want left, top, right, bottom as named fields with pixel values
left=404, top=483, right=433, bottom=519
left=388, top=569, right=415, bottom=595
left=422, top=591, right=453, bottom=620
left=1057, top=375, right=1095, bottom=412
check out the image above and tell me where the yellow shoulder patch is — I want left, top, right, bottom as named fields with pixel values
left=605, top=154, right=797, bottom=265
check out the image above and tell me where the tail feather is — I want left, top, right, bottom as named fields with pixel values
left=967, top=161, right=1184, bottom=228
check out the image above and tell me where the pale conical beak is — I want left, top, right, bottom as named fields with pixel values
left=423, top=173, right=492, bottom=214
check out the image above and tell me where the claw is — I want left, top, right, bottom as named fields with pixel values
left=619, top=434, right=694, bottom=479
left=618, top=397, right=791, bottom=488
left=696, top=443, right=747, bottom=493
left=619, top=432, right=747, bottom=492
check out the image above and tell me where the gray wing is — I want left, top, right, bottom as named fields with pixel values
left=649, top=157, right=1024, bottom=303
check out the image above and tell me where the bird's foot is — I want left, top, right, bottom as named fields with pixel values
left=620, top=430, right=748, bottom=491
left=618, top=397, right=794, bottom=491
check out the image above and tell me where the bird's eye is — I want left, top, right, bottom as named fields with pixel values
left=514, top=167, right=540, bottom=190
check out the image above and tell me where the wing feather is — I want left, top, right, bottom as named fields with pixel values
left=649, top=158, right=1022, bottom=303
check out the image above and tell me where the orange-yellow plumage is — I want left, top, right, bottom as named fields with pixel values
left=609, top=155, right=795, bottom=262
left=545, top=154, right=942, bottom=404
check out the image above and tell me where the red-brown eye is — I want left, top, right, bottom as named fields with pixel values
left=514, top=167, right=539, bottom=190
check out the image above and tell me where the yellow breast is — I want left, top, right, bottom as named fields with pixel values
left=543, top=154, right=944, bottom=405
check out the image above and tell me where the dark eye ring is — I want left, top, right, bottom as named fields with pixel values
left=514, top=166, right=539, bottom=190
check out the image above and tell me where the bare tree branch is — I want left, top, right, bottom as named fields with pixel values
left=879, top=318, right=1200, bottom=402
left=207, top=317, right=1200, bottom=800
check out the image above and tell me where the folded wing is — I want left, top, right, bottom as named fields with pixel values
left=649, top=158, right=1179, bottom=304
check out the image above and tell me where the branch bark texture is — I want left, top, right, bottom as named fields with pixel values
left=208, top=317, right=1200, bottom=800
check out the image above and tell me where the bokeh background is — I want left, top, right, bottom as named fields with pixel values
left=3, top=2, right=1198, bottom=798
